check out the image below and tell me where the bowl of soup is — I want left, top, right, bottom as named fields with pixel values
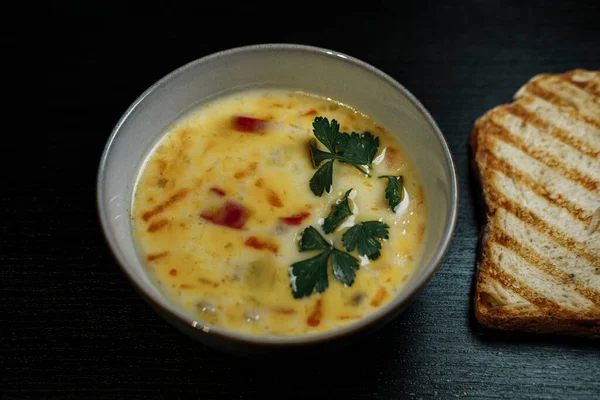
left=97, top=44, right=458, bottom=353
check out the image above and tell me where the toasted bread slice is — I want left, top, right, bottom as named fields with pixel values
left=471, top=69, right=600, bottom=338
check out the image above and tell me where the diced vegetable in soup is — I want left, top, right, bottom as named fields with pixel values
left=133, top=89, right=427, bottom=336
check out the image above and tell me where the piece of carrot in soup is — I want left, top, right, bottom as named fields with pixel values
left=307, top=299, right=323, bottom=327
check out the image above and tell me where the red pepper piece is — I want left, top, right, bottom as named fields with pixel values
left=280, top=212, right=310, bottom=226
left=200, top=201, right=249, bottom=229
left=232, top=116, right=266, bottom=132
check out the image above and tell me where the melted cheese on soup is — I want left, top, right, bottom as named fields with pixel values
left=132, top=89, right=427, bottom=336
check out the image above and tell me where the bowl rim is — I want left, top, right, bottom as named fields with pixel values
left=97, top=43, right=459, bottom=346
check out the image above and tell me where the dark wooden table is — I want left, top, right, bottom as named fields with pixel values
left=4, top=2, right=599, bottom=398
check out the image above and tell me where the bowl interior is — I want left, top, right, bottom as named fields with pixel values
left=98, top=44, right=457, bottom=343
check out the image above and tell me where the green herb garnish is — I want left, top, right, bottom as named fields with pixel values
left=289, top=226, right=359, bottom=298
left=342, top=221, right=390, bottom=260
left=323, top=189, right=354, bottom=234
left=330, top=248, right=360, bottom=286
left=298, top=225, right=330, bottom=251
left=309, top=117, right=379, bottom=196
left=309, top=160, right=334, bottom=197
left=379, top=175, right=404, bottom=211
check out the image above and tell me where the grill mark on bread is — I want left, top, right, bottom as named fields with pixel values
left=486, top=119, right=598, bottom=192
left=475, top=261, right=540, bottom=314
left=488, top=242, right=597, bottom=317
left=482, top=152, right=590, bottom=222
left=539, top=75, right=600, bottom=110
left=485, top=186, right=598, bottom=264
left=565, top=79, right=600, bottom=96
left=479, top=131, right=599, bottom=216
left=489, top=169, right=600, bottom=259
left=475, top=255, right=532, bottom=309
left=518, top=96, right=600, bottom=148
left=505, top=103, right=599, bottom=159
left=142, top=188, right=189, bottom=222
left=495, top=208, right=600, bottom=290
left=489, top=109, right=600, bottom=191
left=477, top=266, right=600, bottom=335
left=521, top=81, right=600, bottom=127
left=521, top=80, right=576, bottom=108
left=483, top=255, right=560, bottom=311
left=562, top=70, right=600, bottom=97
left=540, top=74, right=600, bottom=104
left=491, top=229, right=600, bottom=306
left=476, top=270, right=532, bottom=311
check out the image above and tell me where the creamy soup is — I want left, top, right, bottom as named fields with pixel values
left=132, top=89, right=427, bottom=336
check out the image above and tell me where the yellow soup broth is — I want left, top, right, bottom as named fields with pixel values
left=132, top=89, right=427, bottom=336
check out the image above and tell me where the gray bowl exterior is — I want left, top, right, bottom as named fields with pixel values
left=97, top=44, right=458, bottom=354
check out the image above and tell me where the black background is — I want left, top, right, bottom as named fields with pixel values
left=4, top=1, right=600, bottom=399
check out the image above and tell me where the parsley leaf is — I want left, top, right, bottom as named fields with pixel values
left=338, top=132, right=379, bottom=166
left=309, top=142, right=337, bottom=166
left=309, top=159, right=335, bottom=196
left=290, top=226, right=360, bottom=298
left=342, top=221, right=390, bottom=260
left=312, top=116, right=340, bottom=153
left=308, top=117, right=380, bottom=196
left=379, top=175, right=404, bottom=211
left=289, top=249, right=331, bottom=299
left=299, top=226, right=330, bottom=251
left=335, top=132, right=350, bottom=152
left=323, top=189, right=353, bottom=234
left=330, top=248, right=359, bottom=286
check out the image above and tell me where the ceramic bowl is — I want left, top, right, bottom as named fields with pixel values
left=97, top=44, right=458, bottom=355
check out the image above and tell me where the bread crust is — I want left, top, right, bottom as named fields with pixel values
left=471, top=70, right=600, bottom=338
